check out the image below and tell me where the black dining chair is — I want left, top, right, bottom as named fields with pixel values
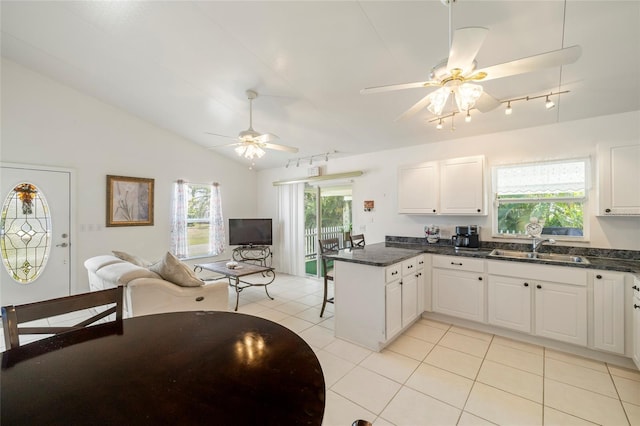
left=1, top=286, right=124, bottom=350
left=318, top=238, right=340, bottom=318
left=349, top=233, right=365, bottom=248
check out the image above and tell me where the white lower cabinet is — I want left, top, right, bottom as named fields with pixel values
left=432, top=255, right=485, bottom=322
left=632, top=276, right=640, bottom=369
left=592, top=270, right=625, bottom=354
left=385, top=279, right=403, bottom=338
left=488, top=275, right=531, bottom=333
left=487, top=260, right=587, bottom=347
left=534, top=280, right=587, bottom=346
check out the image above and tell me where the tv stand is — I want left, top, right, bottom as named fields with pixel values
left=232, top=245, right=272, bottom=268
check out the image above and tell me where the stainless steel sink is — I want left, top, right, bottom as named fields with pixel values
left=488, top=249, right=590, bottom=264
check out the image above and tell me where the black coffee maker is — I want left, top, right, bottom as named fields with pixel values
left=451, top=225, right=480, bottom=250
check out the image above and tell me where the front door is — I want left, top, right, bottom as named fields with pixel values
left=1, top=164, right=72, bottom=305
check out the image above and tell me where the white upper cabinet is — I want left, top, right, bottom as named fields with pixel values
left=440, top=156, right=485, bottom=215
left=598, top=141, right=640, bottom=215
left=398, top=155, right=485, bottom=215
left=398, top=161, right=439, bottom=214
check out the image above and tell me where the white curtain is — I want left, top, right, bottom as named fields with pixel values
left=170, top=180, right=188, bottom=258
left=496, top=160, right=586, bottom=195
left=208, top=182, right=225, bottom=256
left=277, top=183, right=305, bottom=276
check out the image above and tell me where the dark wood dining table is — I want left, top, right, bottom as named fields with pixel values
left=1, top=311, right=325, bottom=425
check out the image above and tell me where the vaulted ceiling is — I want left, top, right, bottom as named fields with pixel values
left=2, top=1, right=639, bottom=169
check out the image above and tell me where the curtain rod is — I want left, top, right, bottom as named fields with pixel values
left=272, top=171, right=363, bottom=186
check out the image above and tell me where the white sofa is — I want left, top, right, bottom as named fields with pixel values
left=84, top=254, right=229, bottom=317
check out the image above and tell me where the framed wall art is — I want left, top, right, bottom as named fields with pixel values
left=106, top=175, right=154, bottom=227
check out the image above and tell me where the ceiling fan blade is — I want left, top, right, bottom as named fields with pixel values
left=446, top=27, right=489, bottom=73
left=204, top=132, right=237, bottom=140
left=207, top=141, right=243, bottom=150
left=262, top=142, right=299, bottom=154
left=475, top=45, right=582, bottom=82
left=395, top=93, right=433, bottom=121
left=360, top=81, right=438, bottom=95
left=474, top=91, right=501, bottom=113
left=255, top=132, right=279, bottom=143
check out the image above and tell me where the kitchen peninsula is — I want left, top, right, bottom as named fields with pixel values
left=324, top=240, right=640, bottom=368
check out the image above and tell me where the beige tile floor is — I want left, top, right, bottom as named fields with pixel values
left=2, top=273, right=639, bottom=425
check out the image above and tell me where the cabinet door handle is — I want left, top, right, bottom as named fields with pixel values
left=596, top=274, right=602, bottom=279
left=451, top=262, right=463, bottom=266
left=391, top=271, right=398, bottom=276
left=432, top=209, right=436, bottom=213
left=408, top=265, right=413, bottom=269
left=634, top=304, right=640, bottom=310
left=536, top=284, right=542, bottom=289
left=400, top=280, right=403, bottom=286
left=632, top=286, right=639, bottom=291
left=478, top=277, right=483, bottom=281
left=605, top=208, right=611, bottom=213
left=524, top=282, right=529, bottom=287
left=477, top=209, right=481, bottom=213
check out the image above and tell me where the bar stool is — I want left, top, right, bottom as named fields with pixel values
left=318, top=238, right=339, bottom=317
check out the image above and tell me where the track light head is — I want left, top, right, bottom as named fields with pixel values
left=436, top=119, right=443, bottom=130
left=465, top=110, right=472, bottom=123
left=505, top=101, right=513, bottom=115
left=545, top=96, right=555, bottom=109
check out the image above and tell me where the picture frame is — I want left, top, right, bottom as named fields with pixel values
left=106, top=175, right=154, bottom=227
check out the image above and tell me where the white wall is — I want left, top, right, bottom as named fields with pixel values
left=1, top=59, right=258, bottom=293
left=257, top=110, right=640, bottom=264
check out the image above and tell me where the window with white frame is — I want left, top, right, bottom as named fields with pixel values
left=493, top=159, right=588, bottom=239
left=170, top=181, right=225, bottom=259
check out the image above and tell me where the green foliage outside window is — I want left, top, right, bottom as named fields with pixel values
left=304, top=191, right=351, bottom=230
left=497, top=193, right=584, bottom=236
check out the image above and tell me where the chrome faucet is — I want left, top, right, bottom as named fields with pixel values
left=532, top=237, right=555, bottom=253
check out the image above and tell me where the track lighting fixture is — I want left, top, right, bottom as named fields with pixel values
left=285, top=151, right=337, bottom=168
left=427, top=90, right=569, bottom=130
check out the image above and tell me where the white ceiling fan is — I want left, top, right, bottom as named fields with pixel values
left=361, top=0, right=582, bottom=120
left=207, top=89, right=298, bottom=160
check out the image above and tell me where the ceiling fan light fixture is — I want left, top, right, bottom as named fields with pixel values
left=545, top=95, right=555, bottom=109
left=234, top=145, right=246, bottom=157
left=427, top=87, right=450, bottom=116
left=455, top=83, right=483, bottom=112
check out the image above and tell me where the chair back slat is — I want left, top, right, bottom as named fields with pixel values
left=349, top=234, right=365, bottom=248
left=2, top=286, right=123, bottom=350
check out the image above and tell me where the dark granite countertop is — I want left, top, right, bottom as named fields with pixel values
left=325, top=240, right=640, bottom=275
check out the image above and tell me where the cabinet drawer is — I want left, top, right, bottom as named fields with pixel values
left=386, top=263, right=401, bottom=283
left=433, top=255, right=484, bottom=273
left=487, top=260, right=586, bottom=286
left=402, top=258, right=417, bottom=276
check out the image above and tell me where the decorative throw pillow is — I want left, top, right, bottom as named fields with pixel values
left=149, top=252, right=203, bottom=287
left=112, top=250, right=153, bottom=267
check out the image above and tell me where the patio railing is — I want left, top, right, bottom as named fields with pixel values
left=304, top=225, right=346, bottom=258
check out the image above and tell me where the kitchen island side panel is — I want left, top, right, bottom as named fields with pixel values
left=334, top=260, right=387, bottom=351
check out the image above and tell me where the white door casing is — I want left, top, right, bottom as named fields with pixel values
left=1, top=163, right=73, bottom=305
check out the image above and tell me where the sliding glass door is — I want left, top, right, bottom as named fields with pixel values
left=304, top=183, right=352, bottom=277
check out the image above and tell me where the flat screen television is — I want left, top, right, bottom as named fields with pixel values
left=228, top=218, right=273, bottom=246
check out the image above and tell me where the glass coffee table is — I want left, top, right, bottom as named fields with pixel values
left=194, top=260, right=275, bottom=311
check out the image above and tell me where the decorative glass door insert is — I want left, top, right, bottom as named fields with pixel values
left=1, top=182, right=52, bottom=283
